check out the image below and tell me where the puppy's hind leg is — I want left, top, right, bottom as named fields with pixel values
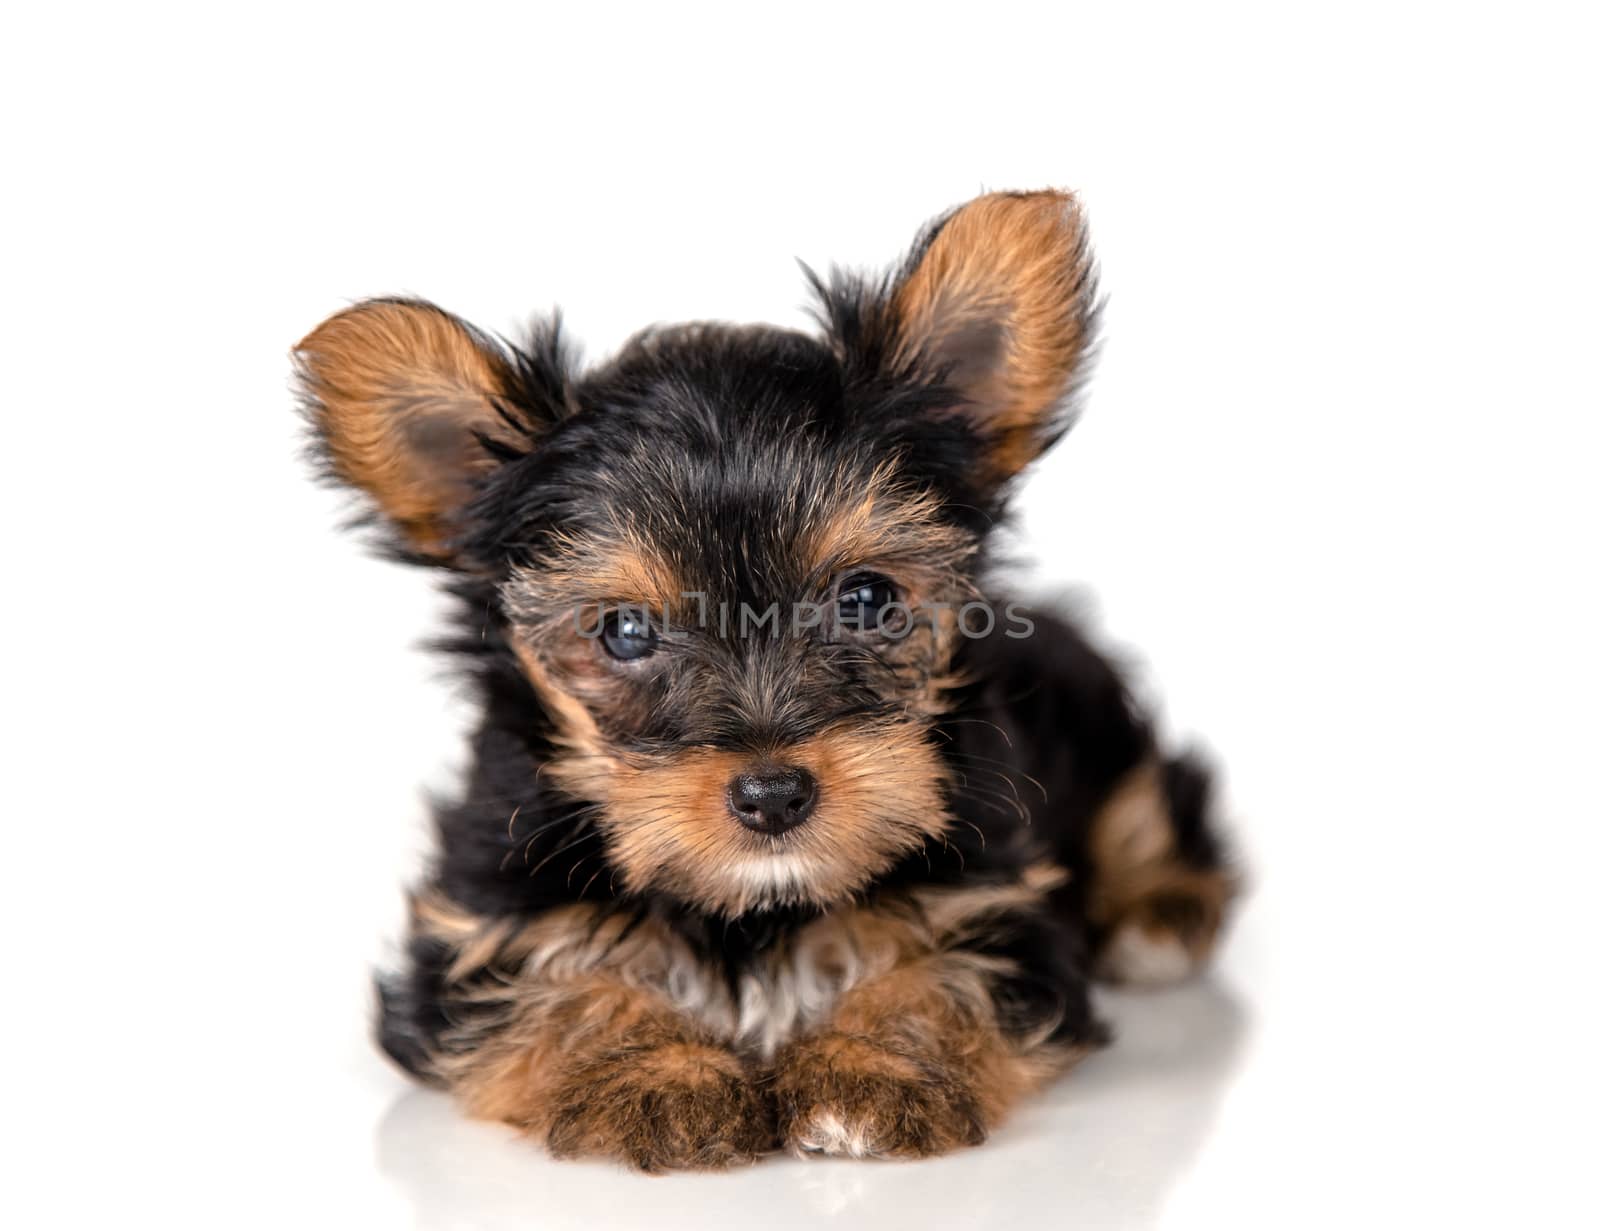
left=1086, top=754, right=1238, bottom=985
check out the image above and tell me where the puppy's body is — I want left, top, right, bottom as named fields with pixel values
left=297, top=191, right=1235, bottom=1169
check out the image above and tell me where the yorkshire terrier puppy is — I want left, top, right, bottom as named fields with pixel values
left=295, top=190, right=1235, bottom=1170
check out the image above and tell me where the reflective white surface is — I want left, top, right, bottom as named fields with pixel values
left=7, top=3, right=1598, bottom=1228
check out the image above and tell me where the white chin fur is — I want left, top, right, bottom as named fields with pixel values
left=729, top=853, right=817, bottom=899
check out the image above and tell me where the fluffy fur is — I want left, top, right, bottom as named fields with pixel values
left=294, top=189, right=1236, bottom=1170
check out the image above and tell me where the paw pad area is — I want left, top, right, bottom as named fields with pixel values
left=1096, top=870, right=1234, bottom=985
left=1101, top=923, right=1195, bottom=986
left=792, top=1110, right=880, bottom=1158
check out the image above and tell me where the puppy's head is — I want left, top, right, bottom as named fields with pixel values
left=296, top=190, right=1097, bottom=916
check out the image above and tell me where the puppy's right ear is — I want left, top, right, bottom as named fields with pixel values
left=294, top=298, right=531, bottom=561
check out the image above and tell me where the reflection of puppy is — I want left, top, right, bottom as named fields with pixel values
left=296, top=190, right=1237, bottom=1171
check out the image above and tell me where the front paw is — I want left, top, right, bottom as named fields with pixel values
left=546, top=1042, right=773, bottom=1171
left=773, top=1033, right=986, bottom=1159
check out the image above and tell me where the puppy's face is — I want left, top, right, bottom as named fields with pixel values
left=297, top=191, right=1097, bottom=915
left=498, top=372, right=979, bottom=915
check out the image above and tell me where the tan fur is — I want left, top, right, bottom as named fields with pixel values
left=410, top=891, right=918, bottom=1070
left=509, top=640, right=617, bottom=801
left=1087, top=762, right=1235, bottom=981
left=410, top=885, right=1085, bottom=1164
left=510, top=687, right=965, bottom=916
left=773, top=950, right=1087, bottom=1158
left=400, top=896, right=796, bottom=1162
left=416, top=900, right=768, bottom=1169
left=798, top=469, right=977, bottom=595
left=452, top=980, right=772, bottom=1171
left=911, top=872, right=1060, bottom=943
left=891, top=190, right=1095, bottom=481
left=593, top=723, right=952, bottom=915
left=510, top=529, right=689, bottom=619
left=294, top=300, right=517, bottom=555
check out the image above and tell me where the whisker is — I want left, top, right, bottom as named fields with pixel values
left=527, top=827, right=602, bottom=879
left=937, top=717, right=1014, bottom=747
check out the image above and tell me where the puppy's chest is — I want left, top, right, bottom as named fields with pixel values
left=663, top=923, right=891, bottom=1059
left=528, top=906, right=916, bottom=1059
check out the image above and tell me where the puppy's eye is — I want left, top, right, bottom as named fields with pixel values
left=600, top=607, right=659, bottom=661
left=835, top=573, right=903, bottom=633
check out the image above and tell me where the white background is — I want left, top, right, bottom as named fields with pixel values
left=5, top=3, right=1597, bottom=1227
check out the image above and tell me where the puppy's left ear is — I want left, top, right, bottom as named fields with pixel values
left=823, top=190, right=1099, bottom=484
left=294, top=298, right=529, bottom=562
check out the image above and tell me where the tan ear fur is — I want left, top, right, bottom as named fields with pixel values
left=891, top=190, right=1097, bottom=480
left=294, top=299, right=516, bottom=557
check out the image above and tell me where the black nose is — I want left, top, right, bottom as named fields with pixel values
left=727, top=765, right=817, bottom=835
